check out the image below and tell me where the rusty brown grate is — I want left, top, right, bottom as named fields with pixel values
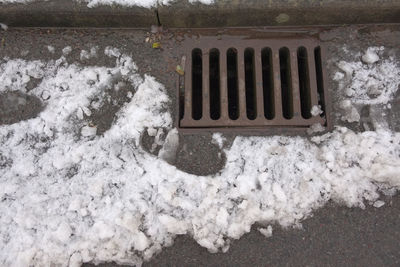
left=179, top=33, right=330, bottom=133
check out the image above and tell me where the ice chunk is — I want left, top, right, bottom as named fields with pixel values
left=80, top=47, right=98, bottom=61
left=362, top=47, right=380, bottom=64
left=258, top=225, right=273, bottom=238
left=62, top=46, right=72, bottom=56
left=133, top=231, right=150, bottom=251
left=339, top=100, right=360, bottom=122
left=81, top=125, right=97, bottom=137
left=337, top=61, right=354, bottom=78
left=373, top=200, right=385, bottom=208
left=212, top=133, right=226, bottom=149
left=104, top=46, right=121, bottom=58
left=0, top=23, right=7, bottom=31
left=47, top=46, right=55, bottom=54
left=53, top=222, right=72, bottom=243
left=307, top=123, right=325, bottom=135
left=92, top=221, right=114, bottom=239
left=158, top=128, right=179, bottom=164
left=310, top=105, right=323, bottom=116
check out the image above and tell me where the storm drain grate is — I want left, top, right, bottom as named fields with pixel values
left=179, top=34, right=330, bottom=132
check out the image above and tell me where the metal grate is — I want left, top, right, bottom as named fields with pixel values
left=179, top=35, right=330, bottom=133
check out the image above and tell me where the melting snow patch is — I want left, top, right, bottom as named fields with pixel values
left=0, top=47, right=400, bottom=266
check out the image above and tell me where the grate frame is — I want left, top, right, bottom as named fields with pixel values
left=178, top=32, right=331, bottom=134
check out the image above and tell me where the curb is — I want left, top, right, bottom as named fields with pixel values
left=0, top=0, right=400, bottom=28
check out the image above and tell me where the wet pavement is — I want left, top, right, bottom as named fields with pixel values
left=1, top=24, right=400, bottom=266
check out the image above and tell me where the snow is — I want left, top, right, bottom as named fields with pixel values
left=0, top=46, right=399, bottom=266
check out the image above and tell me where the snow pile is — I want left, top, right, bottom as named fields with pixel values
left=0, top=47, right=400, bottom=266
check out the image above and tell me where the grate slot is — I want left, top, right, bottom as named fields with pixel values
left=254, top=48, right=265, bottom=120
left=306, top=46, right=321, bottom=113
left=314, top=47, right=326, bottom=116
left=279, top=47, right=293, bottom=119
left=297, top=46, right=312, bottom=119
left=202, top=51, right=210, bottom=119
left=209, top=48, right=221, bottom=120
left=227, top=48, right=239, bottom=120
left=261, top=47, right=274, bottom=120
left=244, top=48, right=257, bottom=120
left=192, top=48, right=203, bottom=120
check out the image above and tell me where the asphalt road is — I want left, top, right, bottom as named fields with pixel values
left=145, top=195, right=400, bottom=267
left=1, top=25, right=399, bottom=267
left=85, top=194, right=400, bottom=267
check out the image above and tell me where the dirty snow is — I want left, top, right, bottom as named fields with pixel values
left=0, top=46, right=400, bottom=266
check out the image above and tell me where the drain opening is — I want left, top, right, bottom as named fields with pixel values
left=279, top=47, right=293, bottom=120
left=209, top=48, right=221, bottom=120
left=261, top=47, right=274, bottom=120
left=192, top=48, right=202, bottom=120
left=227, top=48, right=239, bottom=120
left=297, top=46, right=312, bottom=119
left=180, top=34, right=330, bottom=132
left=314, top=47, right=325, bottom=117
left=244, top=48, right=257, bottom=120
